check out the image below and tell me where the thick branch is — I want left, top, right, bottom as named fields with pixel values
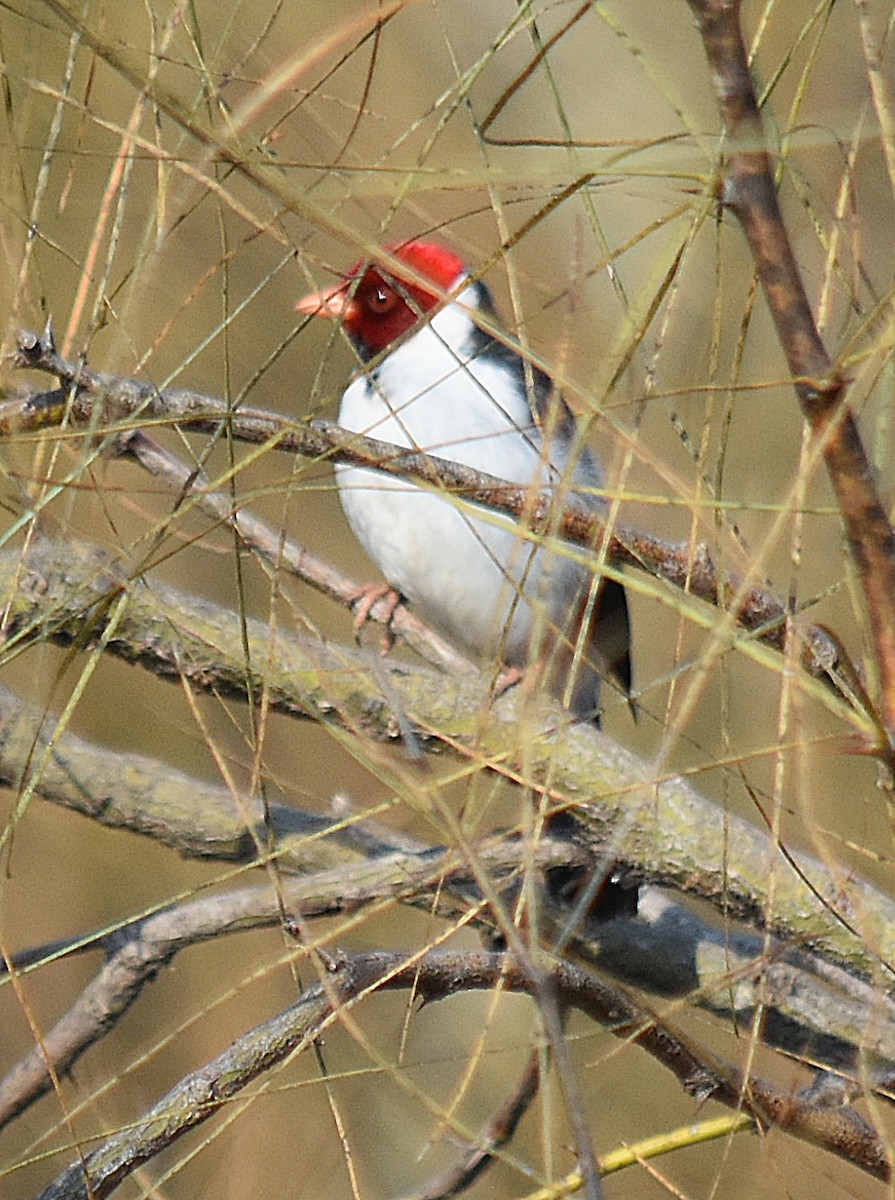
left=2, top=676, right=892, bottom=1128
left=1, top=536, right=893, bottom=979
left=0, top=682, right=347, bottom=865
left=2, top=688, right=893, bottom=1134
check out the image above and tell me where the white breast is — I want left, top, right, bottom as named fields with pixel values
left=336, top=289, right=592, bottom=665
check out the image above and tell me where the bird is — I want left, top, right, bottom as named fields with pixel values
left=296, top=239, right=631, bottom=722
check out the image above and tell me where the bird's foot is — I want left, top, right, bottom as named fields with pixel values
left=350, top=582, right=403, bottom=652
left=491, top=664, right=525, bottom=700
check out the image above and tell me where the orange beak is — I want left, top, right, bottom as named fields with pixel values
left=295, top=282, right=358, bottom=322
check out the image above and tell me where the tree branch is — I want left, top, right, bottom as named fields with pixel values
left=686, top=0, right=895, bottom=754
left=1, top=666, right=893, bottom=1130
left=7, top=328, right=875, bottom=733
left=1, top=536, right=893, bottom=979
left=34, top=951, right=889, bottom=1200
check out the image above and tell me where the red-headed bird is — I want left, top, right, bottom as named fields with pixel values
left=297, top=240, right=631, bottom=721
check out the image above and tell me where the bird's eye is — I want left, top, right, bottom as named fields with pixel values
left=364, top=285, right=398, bottom=315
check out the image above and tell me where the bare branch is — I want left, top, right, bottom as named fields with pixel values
left=408, top=1049, right=543, bottom=1200
left=0, top=681, right=339, bottom=864
left=686, top=0, right=895, bottom=754
left=7, top=328, right=871, bottom=725
left=2, top=672, right=893, bottom=1133
left=0, top=837, right=581, bottom=1129
left=2, top=537, right=894, bottom=977
left=34, top=951, right=889, bottom=1200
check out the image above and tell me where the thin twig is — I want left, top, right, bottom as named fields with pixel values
left=407, top=1049, right=543, bottom=1200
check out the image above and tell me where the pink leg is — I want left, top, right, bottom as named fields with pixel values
left=491, top=664, right=525, bottom=699
left=350, top=582, right=403, bottom=652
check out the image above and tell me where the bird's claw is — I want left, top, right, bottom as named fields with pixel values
left=491, top=664, right=525, bottom=700
left=350, top=582, right=402, bottom=653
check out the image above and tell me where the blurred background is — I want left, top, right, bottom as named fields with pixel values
left=0, top=1, right=893, bottom=1196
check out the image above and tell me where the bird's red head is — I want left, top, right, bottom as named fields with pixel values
left=296, top=240, right=467, bottom=356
